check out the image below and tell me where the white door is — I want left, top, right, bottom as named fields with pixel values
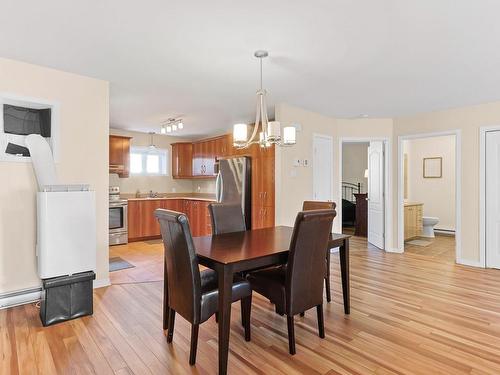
left=313, top=135, right=333, bottom=201
left=486, top=131, right=500, bottom=268
left=368, top=141, right=385, bottom=249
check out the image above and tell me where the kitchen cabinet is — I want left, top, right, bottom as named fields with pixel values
left=404, top=203, right=423, bottom=240
left=192, top=139, right=217, bottom=176
left=128, top=198, right=214, bottom=241
left=171, top=143, right=193, bottom=178
left=252, top=155, right=275, bottom=207
left=109, top=135, right=132, bottom=177
left=252, top=205, right=274, bottom=230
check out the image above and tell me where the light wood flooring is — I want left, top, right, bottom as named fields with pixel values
left=3, top=236, right=500, bottom=374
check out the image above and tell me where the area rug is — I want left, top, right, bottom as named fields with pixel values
left=109, top=257, right=135, bottom=272
left=406, top=239, right=432, bottom=247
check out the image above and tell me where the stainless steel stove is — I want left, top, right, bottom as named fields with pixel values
left=109, top=186, right=128, bottom=245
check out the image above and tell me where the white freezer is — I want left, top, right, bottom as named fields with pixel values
left=37, top=190, right=96, bottom=279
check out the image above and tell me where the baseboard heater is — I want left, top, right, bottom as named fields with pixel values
left=0, top=286, right=42, bottom=310
left=435, top=228, right=455, bottom=236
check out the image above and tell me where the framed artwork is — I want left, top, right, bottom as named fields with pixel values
left=423, top=157, right=442, bottom=178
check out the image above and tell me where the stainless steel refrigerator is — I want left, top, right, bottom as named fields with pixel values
left=215, top=156, right=251, bottom=229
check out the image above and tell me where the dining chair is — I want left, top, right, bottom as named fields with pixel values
left=155, top=209, right=253, bottom=365
left=246, top=209, right=336, bottom=355
left=208, top=202, right=246, bottom=235
left=302, top=200, right=336, bottom=303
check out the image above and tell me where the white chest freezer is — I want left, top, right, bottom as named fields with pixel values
left=37, top=189, right=96, bottom=279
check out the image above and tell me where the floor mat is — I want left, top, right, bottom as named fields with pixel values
left=406, top=239, right=432, bottom=247
left=109, top=257, right=135, bottom=272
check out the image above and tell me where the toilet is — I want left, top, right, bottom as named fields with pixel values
left=422, top=217, right=439, bottom=238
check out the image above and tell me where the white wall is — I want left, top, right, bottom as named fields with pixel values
left=403, top=136, right=455, bottom=231
left=0, top=58, right=109, bottom=294
left=342, top=143, right=368, bottom=193
left=109, top=128, right=193, bottom=194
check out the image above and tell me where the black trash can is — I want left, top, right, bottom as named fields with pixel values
left=40, top=271, right=95, bottom=327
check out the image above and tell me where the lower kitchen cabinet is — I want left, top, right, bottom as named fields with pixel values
left=252, top=205, right=274, bottom=230
left=128, top=199, right=213, bottom=241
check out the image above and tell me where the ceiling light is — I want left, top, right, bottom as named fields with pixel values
left=172, top=124, right=177, bottom=131
left=166, top=125, right=172, bottom=133
left=160, top=125, right=166, bottom=134
left=178, top=122, right=183, bottom=129
left=160, top=118, right=184, bottom=134
left=232, top=50, right=296, bottom=149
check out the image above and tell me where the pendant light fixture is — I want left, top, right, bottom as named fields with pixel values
left=233, top=50, right=297, bottom=149
left=160, top=118, right=184, bottom=134
left=148, top=132, right=158, bottom=152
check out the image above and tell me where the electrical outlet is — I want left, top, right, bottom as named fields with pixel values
left=293, top=158, right=301, bottom=167
left=303, top=159, right=309, bottom=167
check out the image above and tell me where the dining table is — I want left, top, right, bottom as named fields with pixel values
left=184, top=225, right=351, bottom=375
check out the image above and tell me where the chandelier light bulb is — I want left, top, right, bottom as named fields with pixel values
left=172, top=124, right=177, bottom=131
left=178, top=121, right=183, bottom=129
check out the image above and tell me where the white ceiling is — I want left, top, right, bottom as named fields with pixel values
left=1, top=1, right=500, bottom=137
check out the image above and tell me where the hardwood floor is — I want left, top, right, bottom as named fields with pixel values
left=404, top=234, right=456, bottom=263
left=3, top=236, right=500, bottom=374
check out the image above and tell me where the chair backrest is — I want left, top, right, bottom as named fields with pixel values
left=285, top=209, right=336, bottom=315
left=302, top=200, right=336, bottom=211
left=208, top=202, right=246, bottom=235
left=155, top=209, right=201, bottom=324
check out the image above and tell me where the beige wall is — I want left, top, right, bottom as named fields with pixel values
left=0, top=58, right=109, bottom=294
left=275, top=103, right=393, bottom=233
left=109, top=129, right=193, bottom=194
left=342, top=143, right=369, bottom=193
left=403, top=135, right=456, bottom=231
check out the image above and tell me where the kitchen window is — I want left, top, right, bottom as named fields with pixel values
left=130, top=147, right=168, bottom=176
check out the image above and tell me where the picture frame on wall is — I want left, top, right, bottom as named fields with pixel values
left=423, top=157, right=442, bottom=178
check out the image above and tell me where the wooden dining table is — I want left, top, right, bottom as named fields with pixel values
left=189, top=225, right=351, bottom=375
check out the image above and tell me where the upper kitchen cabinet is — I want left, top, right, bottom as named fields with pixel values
left=193, top=139, right=217, bottom=177
left=109, top=135, right=132, bottom=177
left=171, top=142, right=193, bottom=178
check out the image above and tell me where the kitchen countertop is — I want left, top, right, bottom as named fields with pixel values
left=122, top=193, right=216, bottom=202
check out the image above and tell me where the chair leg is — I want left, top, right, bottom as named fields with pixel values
left=189, top=324, right=199, bottom=365
left=215, top=312, right=219, bottom=323
left=240, top=299, right=246, bottom=327
left=167, top=309, right=176, bottom=343
left=286, top=315, right=296, bottom=355
left=242, top=295, right=252, bottom=341
left=316, top=304, right=325, bottom=339
left=325, top=251, right=332, bottom=303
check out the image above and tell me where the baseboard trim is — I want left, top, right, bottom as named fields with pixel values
left=0, top=287, right=41, bottom=310
left=386, top=247, right=404, bottom=253
left=457, top=258, right=484, bottom=268
left=94, top=278, right=111, bottom=289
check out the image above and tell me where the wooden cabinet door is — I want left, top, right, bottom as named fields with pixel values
left=109, top=136, right=124, bottom=167
left=204, top=140, right=217, bottom=176
left=192, top=142, right=203, bottom=176
left=252, top=156, right=275, bottom=207
left=141, top=200, right=162, bottom=237
left=198, top=201, right=212, bottom=236
left=128, top=200, right=143, bottom=240
left=172, top=143, right=193, bottom=178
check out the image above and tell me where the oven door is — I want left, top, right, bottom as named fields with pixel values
left=109, top=201, right=128, bottom=233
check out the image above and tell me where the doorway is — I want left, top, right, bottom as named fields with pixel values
left=339, top=138, right=389, bottom=250
left=398, top=131, right=461, bottom=262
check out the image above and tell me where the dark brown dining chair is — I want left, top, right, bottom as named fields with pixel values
left=302, top=200, right=336, bottom=303
left=208, top=202, right=246, bottom=235
left=246, top=209, right=336, bottom=355
left=155, top=209, right=252, bottom=365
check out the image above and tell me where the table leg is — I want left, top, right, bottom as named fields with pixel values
left=217, top=264, right=233, bottom=375
left=339, top=239, right=350, bottom=314
left=325, top=250, right=332, bottom=303
left=163, top=259, right=169, bottom=330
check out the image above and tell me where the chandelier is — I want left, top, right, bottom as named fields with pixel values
left=160, top=118, right=184, bottom=134
left=233, top=50, right=296, bottom=149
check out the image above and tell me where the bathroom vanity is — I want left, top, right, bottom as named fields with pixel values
left=404, top=202, right=423, bottom=240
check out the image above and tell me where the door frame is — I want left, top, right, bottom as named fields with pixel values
left=313, top=133, right=334, bottom=202
left=338, top=137, right=392, bottom=251
left=479, top=125, right=500, bottom=268
left=397, top=130, right=463, bottom=263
